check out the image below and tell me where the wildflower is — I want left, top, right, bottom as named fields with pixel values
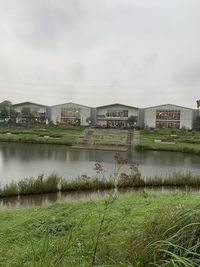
left=94, top=162, right=104, bottom=174
left=80, top=175, right=90, bottom=182
left=114, top=153, right=128, bottom=165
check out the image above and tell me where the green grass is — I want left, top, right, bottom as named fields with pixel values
left=0, top=126, right=84, bottom=145
left=18, top=174, right=61, bottom=195
left=61, top=176, right=113, bottom=191
left=0, top=191, right=200, bottom=266
left=90, top=129, right=128, bottom=146
left=2, top=171, right=200, bottom=198
left=136, top=129, right=200, bottom=154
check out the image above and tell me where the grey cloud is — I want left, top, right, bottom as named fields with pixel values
left=174, top=60, right=200, bottom=86
left=0, top=0, right=199, bottom=108
left=1, top=0, right=87, bottom=48
left=69, top=63, right=85, bottom=82
left=143, top=54, right=158, bottom=66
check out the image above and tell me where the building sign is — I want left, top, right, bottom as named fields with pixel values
left=197, top=100, right=200, bottom=108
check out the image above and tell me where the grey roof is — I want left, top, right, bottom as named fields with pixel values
left=12, top=102, right=47, bottom=108
left=50, top=102, right=91, bottom=108
left=145, top=103, right=193, bottom=110
left=96, top=103, right=138, bottom=109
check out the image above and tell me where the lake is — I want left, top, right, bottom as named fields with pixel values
left=0, top=142, right=200, bottom=186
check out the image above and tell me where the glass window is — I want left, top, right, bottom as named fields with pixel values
left=106, top=110, right=128, bottom=117
left=156, top=110, right=180, bottom=121
left=156, top=109, right=181, bottom=128
left=61, top=108, right=80, bottom=117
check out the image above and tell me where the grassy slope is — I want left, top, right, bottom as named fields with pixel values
left=91, top=129, right=127, bottom=146
left=0, top=126, right=84, bottom=145
left=0, top=191, right=199, bottom=266
left=136, top=129, right=200, bottom=154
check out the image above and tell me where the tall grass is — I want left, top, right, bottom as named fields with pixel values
left=1, top=171, right=200, bottom=198
left=18, top=174, right=61, bottom=195
left=61, top=175, right=113, bottom=191
left=0, top=182, right=18, bottom=197
left=131, top=205, right=200, bottom=266
left=1, top=190, right=200, bottom=266
left=0, top=174, right=60, bottom=197
left=145, top=172, right=200, bottom=187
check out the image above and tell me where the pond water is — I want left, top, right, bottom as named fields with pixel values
left=0, top=190, right=108, bottom=209
left=1, top=188, right=200, bottom=209
left=0, top=142, right=200, bottom=187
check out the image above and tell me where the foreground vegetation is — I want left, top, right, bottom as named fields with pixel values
left=1, top=170, right=200, bottom=198
left=135, top=128, right=200, bottom=154
left=0, top=191, right=200, bottom=266
left=0, top=125, right=84, bottom=145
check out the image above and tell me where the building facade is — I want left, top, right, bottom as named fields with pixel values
left=49, top=102, right=91, bottom=126
left=12, top=102, right=47, bottom=124
left=8, top=100, right=198, bottom=129
left=95, top=103, right=139, bottom=128
left=144, top=104, right=193, bottom=129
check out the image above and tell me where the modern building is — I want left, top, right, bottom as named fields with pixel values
left=95, top=103, right=139, bottom=128
left=8, top=100, right=198, bottom=129
left=12, top=102, right=47, bottom=124
left=49, top=102, right=91, bottom=126
left=144, top=104, right=193, bottom=129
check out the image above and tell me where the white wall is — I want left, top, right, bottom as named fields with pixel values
left=50, top=103, right=91, bottom=126
left=96, top=105, right=139, bottom=125
left=13, top=104, right=46, bottom=114
left=144, top=104, right=193, bottom=129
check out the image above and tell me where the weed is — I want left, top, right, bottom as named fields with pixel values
left=91, top=194, right=117, bottom=266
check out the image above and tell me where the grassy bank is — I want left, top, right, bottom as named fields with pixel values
left=0, top=191, right=200, bottom=266
left=1, top=171, right=200, bottom=198
left=90, top=129, right=128, bottom=146
left=136, top=128, right=200, bottom=154
left=0, top=126, right=84, bottom=145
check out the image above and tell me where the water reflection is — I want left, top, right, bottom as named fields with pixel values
left=1, top=187, right=200, bottom=209
left=0, top=143, right=200, bottom=186
left=0, top=190, right=108, bottom=209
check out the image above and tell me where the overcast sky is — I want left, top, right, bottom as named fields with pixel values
left=0, top=0, right=199, bottom=108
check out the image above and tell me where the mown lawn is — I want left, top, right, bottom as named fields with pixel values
left=0, top=126, right=84, bottom=145
left=0, top=191, right=200, bottom=266
left=136, top=129, right=200, bottom=154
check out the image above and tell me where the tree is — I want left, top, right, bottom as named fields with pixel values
left=9, top=108, right=18, bottom=124
left=0, top=100, right=12, bottom=122
left=193, top=116, right=200, bottom=131
left=128, top=116, right=137, bottom=128
left=0, top=100, right=12, bottom=111
left=21, top=107, right=34, bottom=124
left=0, top=107, right=9, bottom=120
